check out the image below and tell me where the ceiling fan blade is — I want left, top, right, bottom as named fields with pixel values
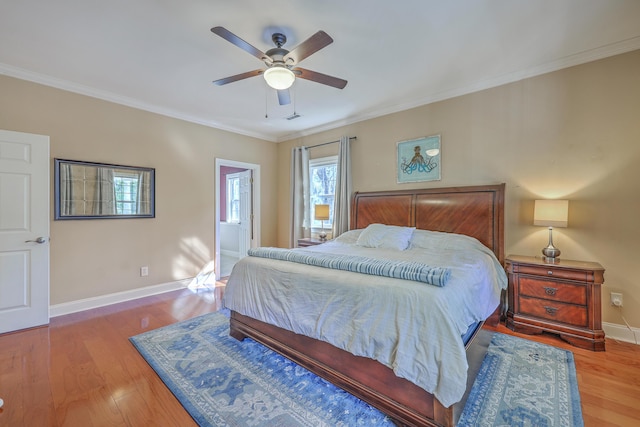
left=212, top=69, right=263, bottom=86
left=277, top=89, right=291, bottom=105
left=293, top=67, right=347, bottom=89
left=284, top=31, right=333, bottom=64
left=211, top=26, right=266, bottom=61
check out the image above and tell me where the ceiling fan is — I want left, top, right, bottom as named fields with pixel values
left=210, top=26, right=347, bottom=106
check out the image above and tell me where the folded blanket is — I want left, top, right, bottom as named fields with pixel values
left=247, top=247, right=451, bottom=287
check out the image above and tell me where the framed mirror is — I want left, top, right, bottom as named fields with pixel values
left=54, top=159, right=155, bottom=220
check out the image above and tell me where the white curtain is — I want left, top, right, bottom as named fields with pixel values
left=94, top=167, right=116, bottom=215
left=137, top=170, right=151, bottom=214
left=290, top=146, right=310, bottom=247
left=332, top=136, right=352, bottom=238
left=60, top=163, right=74, bottom=215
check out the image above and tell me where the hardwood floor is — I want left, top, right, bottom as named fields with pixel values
left=0, top=284, right=638, bottom=426
left=0, top=285, right=224, bottom=427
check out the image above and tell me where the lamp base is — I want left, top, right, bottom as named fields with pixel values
left=318, top=219, right=328, bottom=241
left=542, top=227, right=561, bottom=261
left=542, top=247, right=561, bottom=263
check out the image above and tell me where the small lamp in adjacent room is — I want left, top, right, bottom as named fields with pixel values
left=533, top=199, right=569, bottom=261
left=314, top=204, right=330, bottom=241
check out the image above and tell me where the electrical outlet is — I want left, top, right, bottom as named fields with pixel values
left=140, top=266, right=149, bottom=277
left=610, top=292, right=623, bottom=307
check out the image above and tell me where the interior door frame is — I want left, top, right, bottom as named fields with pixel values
left=215, top=158, right=260, bottom=280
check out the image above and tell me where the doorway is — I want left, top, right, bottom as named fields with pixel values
left=215, top=158, right=260, bottom=280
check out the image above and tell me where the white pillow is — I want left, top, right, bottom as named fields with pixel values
left=333, top=229, right=362, bottom=244
left=409, top=228, right=484, bottom=251
left=355, top=223, right=415, bottom=251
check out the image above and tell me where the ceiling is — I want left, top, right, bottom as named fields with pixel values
left=2, top=1, right=640, bottom=142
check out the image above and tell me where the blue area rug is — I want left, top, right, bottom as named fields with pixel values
left=458, top=333, right=584, bottom=427
left=130, top=311, right=583, bottom=426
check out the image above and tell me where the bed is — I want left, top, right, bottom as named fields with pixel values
left=223, top=184, right=506, bottom=427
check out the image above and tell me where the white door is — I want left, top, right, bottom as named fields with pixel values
left=0, top=129, right=50, bottom=334
left=237, top=169, right=252, bottom=259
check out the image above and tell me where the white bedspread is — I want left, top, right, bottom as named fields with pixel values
left=222, top=229, right=507, bottom=407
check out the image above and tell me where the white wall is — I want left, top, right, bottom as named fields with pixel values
left=220, top=222, right=240, bottom=256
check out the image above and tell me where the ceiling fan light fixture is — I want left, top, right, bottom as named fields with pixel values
left=263, top=66, right=295, bottom=90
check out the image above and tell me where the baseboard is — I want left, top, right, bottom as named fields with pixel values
left=603, top=321, right=640, bottom=345
left=49, top=279, right=191, bottom=318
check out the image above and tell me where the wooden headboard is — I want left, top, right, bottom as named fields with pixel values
left=351, top=184, right=505, bottom=264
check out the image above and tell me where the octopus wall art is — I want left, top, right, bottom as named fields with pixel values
left=397, top=135, right=441, bottom=183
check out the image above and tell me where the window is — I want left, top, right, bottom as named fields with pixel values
left=114, top=172, right=139, bottom=215
left=226, top=173, right=240, bottom=223
left=309, top=156, right=337, bottom=229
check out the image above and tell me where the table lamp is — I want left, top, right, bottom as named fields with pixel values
left=533, top=199, right=568, bottom=261
left=314, top=204, right=330, bottom=241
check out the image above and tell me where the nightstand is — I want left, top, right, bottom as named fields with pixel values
left=297, top=238, right=325, bottom=247
left=506, top=255, right=605, bottom=351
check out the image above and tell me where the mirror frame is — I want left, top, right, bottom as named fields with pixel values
left=54, top=158, right=155, bottom=220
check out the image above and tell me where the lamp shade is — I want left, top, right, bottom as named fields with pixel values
left=533, top=200, right=568, bottom=228
left=263, top=66, right=295, bottom=90
left=314, top=204, right=330, bottom=221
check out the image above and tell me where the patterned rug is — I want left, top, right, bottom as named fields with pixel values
left=130, top=311, right=583, bottom=427
left=458, top=333, right=583, bottom=427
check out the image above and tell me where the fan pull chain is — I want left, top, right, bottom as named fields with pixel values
left=292, top=85, right=296, bottom=116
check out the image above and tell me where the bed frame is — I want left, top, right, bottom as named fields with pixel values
left=229, top=184, right=505, bottom=427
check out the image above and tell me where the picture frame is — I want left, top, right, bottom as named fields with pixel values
left=396, top=135, right=441, bottom=183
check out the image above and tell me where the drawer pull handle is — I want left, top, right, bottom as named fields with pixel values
left=543, top=287, right=557, bottom=296
left=547, top=270, right=553, bottom=276
left=544, top=306, right=558, bottom=315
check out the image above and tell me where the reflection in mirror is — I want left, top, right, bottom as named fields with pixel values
left=54, top=159, right=155, bottom=219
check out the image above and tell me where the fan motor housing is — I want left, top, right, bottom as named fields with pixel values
left=271, top=33, right=287, bottom=47
left=265, top=47, right=289, bottom=65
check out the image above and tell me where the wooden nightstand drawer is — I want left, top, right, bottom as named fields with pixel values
left=519, top=296, right=588, bottom=328
left=516, top=265, right=589, bottom=282
left=519, top=277, right=587, bottom=305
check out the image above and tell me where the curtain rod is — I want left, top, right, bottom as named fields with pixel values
left=307, top=136, right=357, bottom=149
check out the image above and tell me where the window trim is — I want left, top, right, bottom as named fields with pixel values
left=310, top=155, right=338, bottom=168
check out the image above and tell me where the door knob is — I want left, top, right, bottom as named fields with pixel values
left=25, top=237, right=47, bottom=244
